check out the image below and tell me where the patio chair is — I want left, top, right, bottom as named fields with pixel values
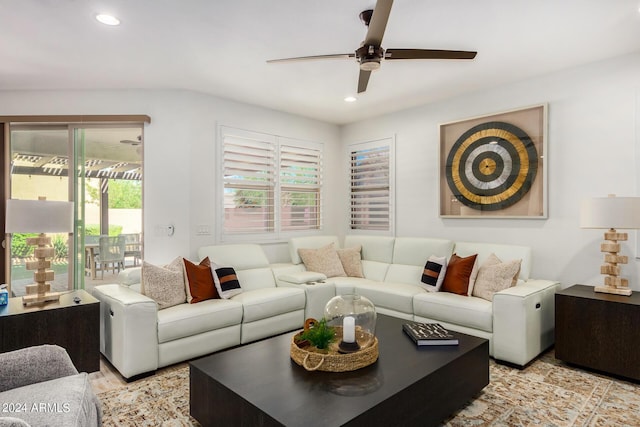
left=122, top=233, right=142, bottom=266
left=94, top=235, right=126, bottom=279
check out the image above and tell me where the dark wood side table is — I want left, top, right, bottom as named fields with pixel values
left=0, top=289, right=99, bottom=373
left=555, top=284, right=640, bottom=381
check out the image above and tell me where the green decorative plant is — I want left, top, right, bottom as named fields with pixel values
left=299, top=318, right=336, bottom=350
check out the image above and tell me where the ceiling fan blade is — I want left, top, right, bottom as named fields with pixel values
left=364, top=0, right=394, bottom=46
left=267, top=53, right=355, bottom=63
left=385, top=49, right=477, bottom=60
left=357, top=69, right=372, bottom=93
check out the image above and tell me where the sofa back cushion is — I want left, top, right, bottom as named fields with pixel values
left=453, top=241, right=531, bottom=281
left=361, top=260, right=391, bottom=282
left=197, top=244, right=275, bottom=290
left=236, top=268, right=277, bottom=291
left=392, top=237, right=455, bottom=266
left=288, top=236, right=340, bottom=265
left=344, top=235, right=395, bottom=264
left=384, top=264, right=423, bottom=285
left=198, top=244, right=269, bottom=271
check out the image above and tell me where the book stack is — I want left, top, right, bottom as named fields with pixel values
left=402, top=322, right=459, bottom=346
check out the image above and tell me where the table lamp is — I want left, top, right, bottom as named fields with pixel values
left=5, top=198, right=74, bottom=305
left=580, top=194, right=640, bottom=296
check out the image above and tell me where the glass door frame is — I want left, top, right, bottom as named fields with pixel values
left=1, top=115, right=149, bottom=293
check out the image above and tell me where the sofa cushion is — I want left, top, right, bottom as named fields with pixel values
left=231, top=287, right=305, bottom=323
left=0, top=373, right=101, bottom=427
left=157, top=298, right=243, bottom=343
left=332, top=276, right=372, bottom=295
left=472, top=253, right=521, bottom=301
left=141, top=257, right=186, bottom=309
left=344, top=235, right=395, bottom=264
left=384, top=263, right=422, bottom=285
left=441, top=253, right=477, bottom=296
left=337, top=245, right=364, bottom=278
left=212, top=264, right=243, bottom=299
left=236, top=267, right=277, bottom=291
left=420, top=255, right=448, bottom=292
left=413, top=292, right=493, bottom=333
left=183, top=257, right=218, bottom=303
left=298, top=243, right=346, bottom=278
left=198, top=244, right=270, bottom=270
left=392, top=237, right=454, bottom=266
left=361, top=260, right=390, bottom=282
left=352, top=281, right=426, bottom=315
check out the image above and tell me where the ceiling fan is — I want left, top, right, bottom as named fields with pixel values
left=267, top=0, right=477, bottom=94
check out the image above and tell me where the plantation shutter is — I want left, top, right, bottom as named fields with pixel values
left=222, top=130, right=276, bottom=234
left=280, top=141, right=322, bottom=231
left=350, top=140, right=392, bottom=231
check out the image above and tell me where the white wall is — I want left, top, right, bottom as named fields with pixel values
left=3, top=52, right=640, bottom=289
left=340, top=52, right=640, bottom=290
left=0, top=89, right=341, bottom=264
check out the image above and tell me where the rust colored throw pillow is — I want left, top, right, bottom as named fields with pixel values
left=183, top=257, right=218, bottom=303
left=441, top=253, right=477, bottom=296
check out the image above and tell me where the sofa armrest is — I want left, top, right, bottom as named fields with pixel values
left=92, top=284, right=159, bottom=379
left=492, top=279, right=560, bottom=366
left=272, top=264, right=335, bottom=319
left=0, top=345, right=77, bottom=392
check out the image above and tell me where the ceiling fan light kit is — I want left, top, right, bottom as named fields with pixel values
left=267, top=0, right=477, bottom=93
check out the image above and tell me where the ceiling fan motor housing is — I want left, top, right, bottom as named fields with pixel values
left=357, top=45, right=383, bottom=71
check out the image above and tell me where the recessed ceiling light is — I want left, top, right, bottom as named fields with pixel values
left=96, top=14, right=120, bottom=26
left=344, top=96, right=357, bottom=103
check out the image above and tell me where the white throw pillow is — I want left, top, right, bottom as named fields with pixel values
left=211, top=263, right=243, bottom=299
left=420, top=255, right=448, bottom=292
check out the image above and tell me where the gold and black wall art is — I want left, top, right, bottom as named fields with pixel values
left=440, top=105, right=547, bottom=218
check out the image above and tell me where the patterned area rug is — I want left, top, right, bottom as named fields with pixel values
left=98, top=350, right=640, bottom=426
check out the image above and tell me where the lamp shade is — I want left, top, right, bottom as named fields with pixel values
left=580, top=196, right=640, bottom=229
left=5, top=199, right=74, bottom=233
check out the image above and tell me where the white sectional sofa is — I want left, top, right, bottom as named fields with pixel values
left=92, top=235, right=559, bottom=379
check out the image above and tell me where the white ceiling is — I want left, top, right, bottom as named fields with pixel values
left=2, top=0, right=640, bottom=124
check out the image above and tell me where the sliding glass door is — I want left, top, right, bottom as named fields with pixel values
left=72, top=126, right=143, bottom=291
left=5, top=121, right=144, bottom=295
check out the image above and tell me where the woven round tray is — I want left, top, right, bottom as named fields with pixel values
left=290, top=332, right=379, bottom=372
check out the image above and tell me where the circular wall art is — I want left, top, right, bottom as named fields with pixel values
left=445, top=121, right=538, bottom=211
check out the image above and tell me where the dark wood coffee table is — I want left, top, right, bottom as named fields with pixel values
left=190, top=314, right=488, bottom=427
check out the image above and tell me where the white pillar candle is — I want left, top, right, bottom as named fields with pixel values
left=343, top=316, right=356, bottom=343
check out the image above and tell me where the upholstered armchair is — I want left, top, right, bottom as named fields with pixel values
left=0, top=345, right=102, bottom=427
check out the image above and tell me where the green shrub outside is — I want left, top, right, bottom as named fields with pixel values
left=10, top=233, right=39, bottom=258
left=52, top=235, right=69, bottom=259
left=85, top=224, right=123, bottom=236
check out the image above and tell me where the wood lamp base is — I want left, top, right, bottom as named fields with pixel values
left=594, top=228, right=632, bottom=296
left=22, top=233, right=62, bottom=306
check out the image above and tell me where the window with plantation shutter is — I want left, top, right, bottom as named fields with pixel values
left=280, top=141, right=322, bottom=231
left=349, top=138, right=394, bottom=233
left=219, top=126, right=323, bottom=241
